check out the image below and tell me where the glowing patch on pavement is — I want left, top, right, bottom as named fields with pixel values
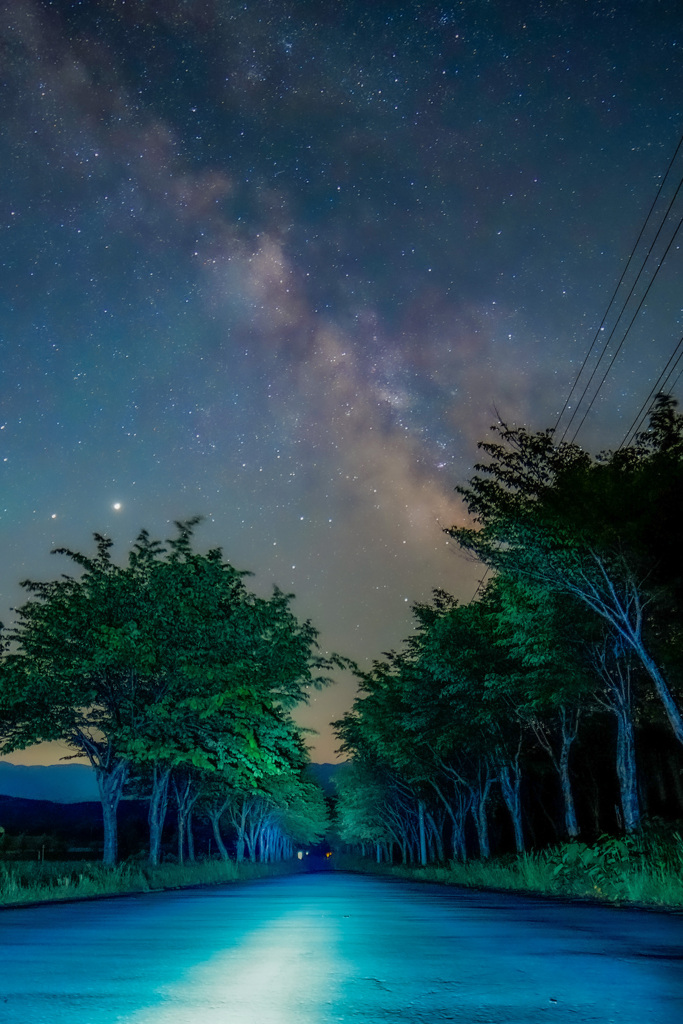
left=122, top=909, right=340, bottom=1023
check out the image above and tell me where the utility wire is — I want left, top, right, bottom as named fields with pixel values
left=560, top=186, right=683, bottom=443
left=567, top=215, right=683, bottom=443
left=470, top=567, right=489, bottom=603
left=618, top=333, right=683, bottom=447
left=555, top=131, right=683, bottom=439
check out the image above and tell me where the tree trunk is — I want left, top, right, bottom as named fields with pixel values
left=470, top=788, right=491, bottom=860
left=208, top=811, right=229, bottom=860
left=467, top=765, right=495, bottom=861
left=633, top=638, right=683, bottom=746
left=616, top=705, right=640, bottom=832
left=426, top=811, right=445, bottom=862
left=559, top=742, right=580, bottom=839
left=595, top=641, right=641, bottom=833
left=576, top=558, right=683, bottom=746
left=532, top=706, right=580, bottom=839
left=499, top=764, right=525, bottom=854
left=418, top=800, right=427, bottom=866
left=430, top=779, right=470, bottom=861
left=451, top=810, right=468, bottom=861
left=177, top=814, right=186, bottom=865
left=96, top=759, right=128, bottom=866
left=173, top=776, right=199, bottom=866
left=187, top=812, right=195, bottom=862
left=148, top=766, right=171, bottom=866
left=245, top=832, right=257, bottom=862
left=559, top=707, right=580, bottom=838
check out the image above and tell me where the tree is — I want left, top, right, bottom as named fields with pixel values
left=336, top=593, right=531, bottom=861
left=449, top=396, right=683, bottom=747
left=334, top=758, right=412, bottom=863
left=589, top=635, right=641, bottom=832
left=490, top=575, right=592, bottom=838
left=0, top=534, right=157, bottom=864
left=414, top=597, right=526, bottom=857
left=0, top=521, right=333, bottom=864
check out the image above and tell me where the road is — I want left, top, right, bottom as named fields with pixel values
left=0, top=871, right=681, bottom=1023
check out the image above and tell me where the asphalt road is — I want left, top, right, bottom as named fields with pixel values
left=0, top=870, right=681, bottom=1023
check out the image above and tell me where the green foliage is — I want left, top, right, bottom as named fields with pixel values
left=334, top=761, right=395, bottom=845
left=339, top=822, right=683, bottom=908
left=269, top=777, right=330, bottom=846
left=448, top=396, right=683, bottom=741
left=336, top=397, right=683, bottom=865
left=0, top=521, right=324, bottom=772
left=0, top=519, right=336, bottom=862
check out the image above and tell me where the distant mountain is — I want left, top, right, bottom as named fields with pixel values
left=0, top=760, right=346, bottom=804
left=0, top=762, right=99, bottom=803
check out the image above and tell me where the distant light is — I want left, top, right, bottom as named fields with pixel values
left=113, top=502, right=122, bottom=511
left=51, top=513, right=57, bottom=519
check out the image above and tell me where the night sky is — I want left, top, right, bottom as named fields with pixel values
left=1, top=1, right=681, bottom=763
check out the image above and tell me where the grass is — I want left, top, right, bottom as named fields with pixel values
left=336, top=823, right=683, bottom=909
left=0, top=857, right=302, bottom=908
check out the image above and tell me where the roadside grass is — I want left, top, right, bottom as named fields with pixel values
left=336, top=823, right=683, bottom=909
left=0, top=858, right=301, bottom=908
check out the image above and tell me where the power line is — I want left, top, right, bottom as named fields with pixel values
left=618, top=333, right=683, bottom=447
left=561, top=188, right=683, bottom=442
left=555, top=131, right=683, bottom=439
left=560, top=189, right=683, bottom=443
left=470, top=567, right=489, bottom=603
left=567, top=214, right=683, bottom=443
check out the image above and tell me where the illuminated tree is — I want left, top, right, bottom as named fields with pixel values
left=449, top=396, right=683, bottom=747
left=0, top=521, right=332, bottom=865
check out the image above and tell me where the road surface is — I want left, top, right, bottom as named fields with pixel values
left=0, top=871, right=681, bottom=1022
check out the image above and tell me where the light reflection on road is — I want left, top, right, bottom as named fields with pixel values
left=123, top=908, right=340, bottom=1023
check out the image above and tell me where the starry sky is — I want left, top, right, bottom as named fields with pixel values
left=1, top=0, right=682, bottom=764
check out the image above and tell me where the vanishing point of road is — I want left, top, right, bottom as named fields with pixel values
left=0, top=870, right=681, bottom=1023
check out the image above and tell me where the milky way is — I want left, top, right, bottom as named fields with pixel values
left=1, top=1, right=681, bottom=760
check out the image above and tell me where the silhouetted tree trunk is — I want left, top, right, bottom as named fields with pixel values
left=174, top=775, right=199, bottom=866
left=95, top=758, right=128, bottom=866
left=425, top=809, right=445, bottom=862
left=531, top=705, right=581, bottom=839
left=615, top=706, right=639, bottom=832
left=417, top=800, right=427, bottom=866
left=148, top=765, right=171, bottom=866
left=467, top=761, right=496, bottom=860
left=187, top=812, right=195, bottom=862
left=594, top=640, right=640, bottom=833
left=431, top=776, right=471, bottom=861
left=499, top=761, right=525, bottom=854
left=205, top=799, right=230, bottom=861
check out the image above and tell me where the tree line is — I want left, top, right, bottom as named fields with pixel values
left=334, top=395, right=683, bottom=865
left=0, top=519, right=333, bottom=864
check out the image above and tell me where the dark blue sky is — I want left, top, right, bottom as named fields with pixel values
left=1, top=0, right=681, bottom=760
